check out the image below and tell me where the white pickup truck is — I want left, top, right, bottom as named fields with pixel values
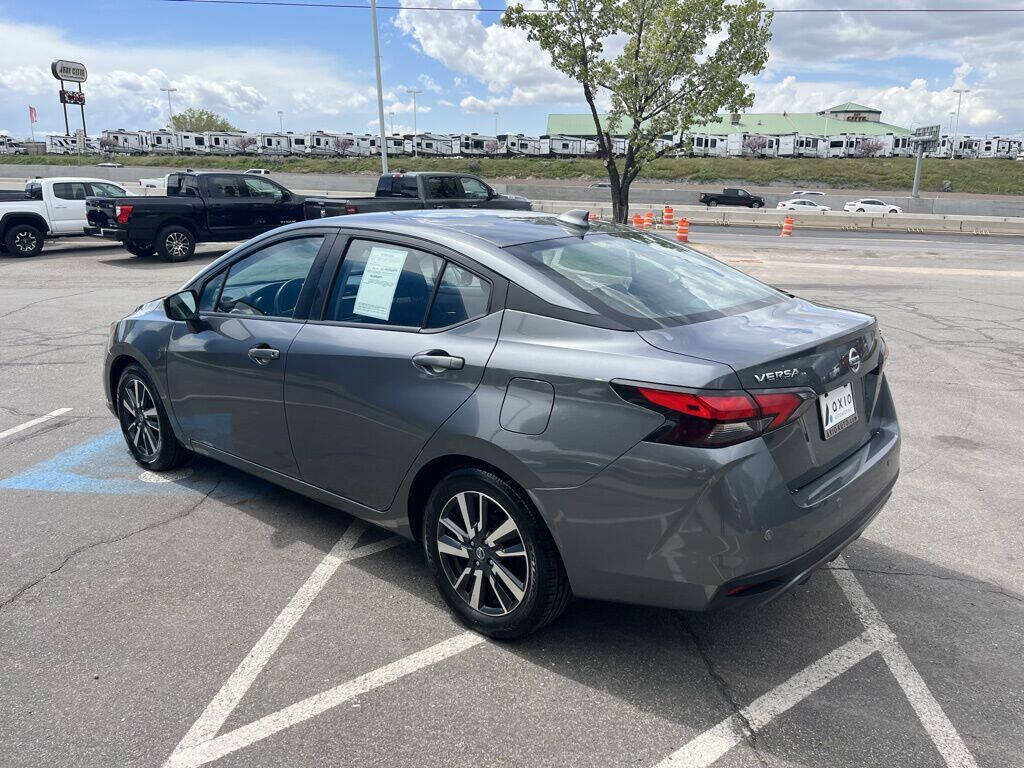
left=0, top=177, right=133, bottom=257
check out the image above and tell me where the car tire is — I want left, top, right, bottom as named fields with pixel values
left=857, top=208, right=866, bottom=213
left=708, top=200, right=718, bottom=207
left=116, top=363, right=191, bottom=471
left=423, top=468, right=571, bottom=640
left=751, top=202, right=762, bottom=208
left=889, top=209, right=899, bottom=214
left=4, top=224, right=44, bottom=257
left=125, top=241, right=155, bottom=257
left=155, top=225, right=195, bottom=262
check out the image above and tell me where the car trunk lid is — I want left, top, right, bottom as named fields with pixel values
left=639, top=298, right=884, bottom=489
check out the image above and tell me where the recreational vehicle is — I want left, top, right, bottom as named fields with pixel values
left=175, top=132, right=208, bottom=153
left=142, top=130, right=178, bottom=154
left=412, top=133, right=457, bottom=156
left=101, top=129, right=145, bottom=154
left=205, top=131, right=246, bottom=155
left=255, top=132, right=290, bottom=156
left=457, top=133, right=498, bottom=156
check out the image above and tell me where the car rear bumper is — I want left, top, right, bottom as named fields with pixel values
left=532, top=378, right=900, bottom=612
left=85, top=226, right=126, bottom=241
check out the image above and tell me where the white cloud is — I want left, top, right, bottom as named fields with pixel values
left=418, top=74, right=443, bottom=93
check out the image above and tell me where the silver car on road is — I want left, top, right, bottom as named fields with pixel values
left=105, top=210, right=900, bottom=638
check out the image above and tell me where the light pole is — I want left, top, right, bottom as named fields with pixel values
left=389, top=111, right=395, bottom=135
left=951, top=88, right=969, bottom=159
left=405, top=88, right=422, bottom=156
left=160, top=87, right=177, bottom=127
left=277, top=110, right=284, bottom=132
left=947, top=111, right=955, bottom=133
left=370, top=0, right=388, bottom=173
left=494, top=111, right=499, bottom=137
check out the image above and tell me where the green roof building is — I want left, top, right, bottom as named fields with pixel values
left=546, top=104, right=909, bottom=138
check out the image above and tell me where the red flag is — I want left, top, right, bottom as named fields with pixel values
left=28, top=106, right=38, bottom=123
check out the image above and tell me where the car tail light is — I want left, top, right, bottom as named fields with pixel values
left=614, top=383, right=816, bottom=448
left=115, top=204, right=133, bottom=224
left=345, top=203, right=358, bottom=214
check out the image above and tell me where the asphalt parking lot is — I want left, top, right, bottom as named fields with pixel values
left=2, top=230, right=1022, bottom=768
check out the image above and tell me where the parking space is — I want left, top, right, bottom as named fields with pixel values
left=2, top=231, right=1022, bottom=768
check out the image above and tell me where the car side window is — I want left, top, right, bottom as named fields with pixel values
left=460, top=177, right=490, bottom=200
left=207, top=175, right=247, bottom=199
left=243, top=177, right=284, bottom=201
left=53, top=182, right=89, bottom=200
left=324, top=239, right=442, bottom=327
left=198, top=271, right=227, bottom=312
left=215, top=236, right=324, bottom=318
left=88, top=182, right=127, bottom=197
left=399, top=177, right=419, bottom=197
left=423, top=176, right=463, bottom=199
left=425, top=263, right=492, bottom=329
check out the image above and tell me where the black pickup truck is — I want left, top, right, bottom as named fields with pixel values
left=337, top=172, right=531, bottom=214
left=85, top=171, right=347, bottom=261
left=698, top=188, right=765, bottom=208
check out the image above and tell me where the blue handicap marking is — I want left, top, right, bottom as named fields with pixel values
left=0, top=429, right=270, bottom=499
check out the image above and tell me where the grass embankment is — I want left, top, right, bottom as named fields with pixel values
left=2, top=154, right=1022, bottom=194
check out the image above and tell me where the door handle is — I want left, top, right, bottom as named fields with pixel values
left=248, top=345, right=280, bottom=365
left=412, top=351, right=464, bottom=373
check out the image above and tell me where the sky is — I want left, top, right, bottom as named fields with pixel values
left=1, top=0, right=1023, bottom=140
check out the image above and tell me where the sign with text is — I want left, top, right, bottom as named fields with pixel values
left=60, top=90, right=86, bottom=106
left=911, top=125, right=940, bottom=142
left=51, top=59, right=88, bottom=83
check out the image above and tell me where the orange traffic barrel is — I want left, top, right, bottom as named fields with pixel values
left=643, top=211, right=655, bottom=228
left=780, top=216, right=794, bottom=237
left=676, top=218, right=689, bottom=242
left=662, top=206, right=674, bottom=227
left=632, top=213, right=643, bottom=228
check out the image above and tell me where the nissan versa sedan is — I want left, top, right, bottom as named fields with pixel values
left=104, top=209, right=900, bottom=639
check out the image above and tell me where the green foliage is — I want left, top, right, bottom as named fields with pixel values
left=503, top=0, right=773, bottom=219
left=2, top=155, right=1021, bottom=195
left=168, top=108, right=236, bottom=133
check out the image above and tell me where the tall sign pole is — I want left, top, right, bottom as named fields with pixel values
left=51, top=59, right=88, bottom=153
left=910, top=125, right=940, bottom=199
left=369, top=0, right=388, bottom=174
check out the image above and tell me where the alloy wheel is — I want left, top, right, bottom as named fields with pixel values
left=436, top=491, right=529, bottom=617
left=14, top=231, right=37, bottom=253
left=120, top=377, right=161, bottom=461
left=165, top=232, right=190, bottom=258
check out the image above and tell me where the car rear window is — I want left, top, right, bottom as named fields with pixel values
left=505, top=232, right=784, bottom=328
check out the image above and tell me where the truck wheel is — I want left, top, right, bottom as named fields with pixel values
left=708, top=200, right=718, bottom=207
left=4, top=224, right=44, bottom=257
left=155, top=226, right=195, bottom=262
left=751, top=201, right=763, bottom=208
left=125, top=241, right=155, bottom=257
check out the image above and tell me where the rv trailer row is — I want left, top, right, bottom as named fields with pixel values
left=23, top=128, right=1024, bottom=160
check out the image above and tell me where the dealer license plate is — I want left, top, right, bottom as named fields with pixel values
left=819, top=382, right=857, bottom=439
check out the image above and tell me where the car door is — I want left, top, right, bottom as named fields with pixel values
left=284, top=234, right=504, bottom=510
left=242, top=176, right=303, bottom=234
left=421, top=175, right=465, bottom=209
left=458, top=176, right=493, bottom=209
left=48, top=181, right=90, bottom=234
left=166, top=231, right=335, bottom=475
left=203, top=174, right=252, bottom=238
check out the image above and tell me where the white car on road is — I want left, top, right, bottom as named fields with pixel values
left=0, top=177, right=132, bottom=257
left=777, top=198, right=831, bottom=212
left=790, top=190, right=826, bottom=197
left=844, top=198, right=902, bottom=214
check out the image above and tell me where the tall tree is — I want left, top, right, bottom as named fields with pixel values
left=504, top=0, right=772, bottom=222
left=168, top=108, right=237, bottom=133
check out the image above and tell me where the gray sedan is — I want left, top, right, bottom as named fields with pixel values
left=104, top=209, right=900, bottom=638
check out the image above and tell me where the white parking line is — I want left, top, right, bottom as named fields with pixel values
left=831, top=556, right=980, bottom=768
left=653, top=559, right=980, bottom=768
left=0, top=408, right=72, bottom=441
left=654, top=633, right=876, bottom=768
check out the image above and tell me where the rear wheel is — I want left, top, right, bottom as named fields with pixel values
left=155, top=225, right=195, bottom=262
left=423, top=468, right=571, bottom=640
left=4, top=224, right=44, bottom=257
left=856, top=208, right=866, bottom=213
left=116, top=364, right=190, bottom=471
left=125, top=240, right=154, bottom=257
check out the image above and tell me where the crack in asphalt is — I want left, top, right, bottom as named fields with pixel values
left=678, top=615, right=771, bottom=768
left=0, top=477, right=222, bottom=616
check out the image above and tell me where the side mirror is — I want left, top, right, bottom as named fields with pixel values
left=164, top=289, right=199, bottom=322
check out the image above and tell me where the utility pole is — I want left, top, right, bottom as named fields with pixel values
left=951, top=88, right=969, bottom=159
left=277, top=110, right=284, bottom=132
left=912, top=140, right=924, bottom=198
left=160, top=87, right=177, bottom=127
left=370, top=0, right=388, bottom=173
left=494, top=111, right=499, bottom=137
left=405, top=88, right=422, bottom=156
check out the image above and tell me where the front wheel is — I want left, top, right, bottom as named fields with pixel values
left=707, top=200, right=718, bottom=207
left=751, top=201, right=762, bottom=208
left=4, top=224, right=44, bottom=257
left=155, top=225, right=195, bottom=262
left=889, top=209, right=899, bottom=214
left=116, top=364, right=191, bottom=471
left=423, top=468, right=571, bottom=640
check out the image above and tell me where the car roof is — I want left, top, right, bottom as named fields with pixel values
left=34, top=177, right=125, bottom=185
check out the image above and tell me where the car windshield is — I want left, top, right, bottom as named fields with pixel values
left=505, top=231, right=784, bottom=328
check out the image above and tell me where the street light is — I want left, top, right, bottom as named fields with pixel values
left=405, top=88, right=422, bottom=156
left=160, top=87, right=177, bottom=127
left=389, top=111, right=395, bottom=135
left=951, top=89, right=970, bottom=159
left=277, top=110, right=284, bottom=132
left=494, top=110, right=499, bottom=137
left=370, top=0, right=388, bottom=173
